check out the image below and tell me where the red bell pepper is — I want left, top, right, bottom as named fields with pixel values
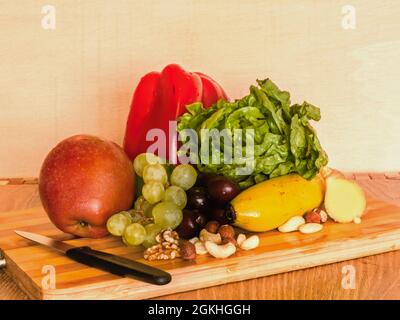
left=123, top=64, right=228, bottom=162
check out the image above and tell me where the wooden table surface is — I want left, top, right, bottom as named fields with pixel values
left=1, top=173, right=400, bottom=300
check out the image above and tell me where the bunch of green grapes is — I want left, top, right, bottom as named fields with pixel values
left=106, top=153, right=198, bottom=248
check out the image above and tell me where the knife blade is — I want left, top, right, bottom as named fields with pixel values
left=15, top=230, right=171, bottom=286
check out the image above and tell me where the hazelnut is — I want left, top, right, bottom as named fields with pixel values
left=304, top=209, right=322, bottom=224
left=218, top=224, right=235, bottom=240
left=180, top=240, right=196, bottom=260
left=205, top=220, right=220, bottom=234
left=222, top=237, right=237, bottom=246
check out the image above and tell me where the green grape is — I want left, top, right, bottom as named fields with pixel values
left=129, top=210, right=147, bottom=223
left=152, top=201, right=183, bottom=230
left=134, top=196, right=145, bottom=210
left=164, top=186, right=187, bottom=209
left=170, top=164, right=198, bottom=190
left=142, top=182, right=165, bottom=204
left=143, top=163, right=168, bottom=185
left=117, top=206, right=153, bottom=225
left=120, top=207, right=146, bottom=223
left=120, top=210, right=133, bottom=222
left=134, top=196, right=155, bottom=218
left=133, top=153, right=161, bottom=177
left=107, top=213, right=131, bottom=236
left=142, top=224, right=162, bottom=248
left=122, top=223, right=146, bottom=246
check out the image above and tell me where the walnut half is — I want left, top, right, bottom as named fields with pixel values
left=144, top=229, right=180, bottom=261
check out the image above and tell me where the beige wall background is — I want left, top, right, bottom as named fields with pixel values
left=0, top=0, right=399, bottom=177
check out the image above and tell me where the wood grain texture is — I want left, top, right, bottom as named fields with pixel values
left=1, top=0, right=400, bottom=177
left=1, top=175, right=400, bottom=300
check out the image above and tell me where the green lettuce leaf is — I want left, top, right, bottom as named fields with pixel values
left=177, top=78, right=328, bottom=188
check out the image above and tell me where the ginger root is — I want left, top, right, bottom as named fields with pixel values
left=324, top=176, right=366, bottom=223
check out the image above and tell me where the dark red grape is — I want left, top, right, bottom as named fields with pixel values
left=207, top=176, right=240, bottom=204
left=192, top=209, right=207, bottom=228
left=186, top=186, right=209, bottom=210
left=195, top=173, right=214, bottom=187
left=208, top=206, right=230, bottom=224
left=175, top=209, right=208, bottom=239
left=175, top=210, right=198, bottom=239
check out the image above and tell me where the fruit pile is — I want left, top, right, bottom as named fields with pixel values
left=175, top=174, right=240, bottom=239
left=107, top=153, right=193, bottom=248
left=37, top=66, right=368, bottom=265
left=106, top=152, right=244, bottom=252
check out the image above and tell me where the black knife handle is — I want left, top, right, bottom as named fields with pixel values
left=66, top=246, right=171, bottom=285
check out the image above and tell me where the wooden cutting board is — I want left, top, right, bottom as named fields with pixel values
left=1, top=196, right=400, bottom=300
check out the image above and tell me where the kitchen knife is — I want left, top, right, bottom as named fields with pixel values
left=14, top=230, right=171, bottom=285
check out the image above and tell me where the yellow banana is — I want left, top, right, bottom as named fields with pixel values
left=227, top=174, right=324, bottom=232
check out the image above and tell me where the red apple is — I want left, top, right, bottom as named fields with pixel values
left=39, top=135, right=135, bottom=238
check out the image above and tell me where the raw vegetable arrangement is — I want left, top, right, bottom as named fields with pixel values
left=38, top=64, right=367, bottom=263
